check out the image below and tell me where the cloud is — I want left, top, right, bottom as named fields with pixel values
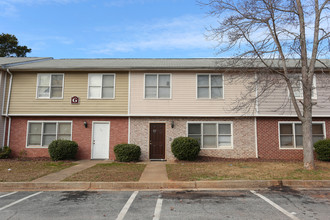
left=88, top=15, right=217, bottom=56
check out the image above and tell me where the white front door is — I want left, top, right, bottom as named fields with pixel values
left=92, top=122, right=110, bottom=159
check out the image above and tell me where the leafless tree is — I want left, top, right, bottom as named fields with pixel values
left=200, top=0, right=329, bottom=169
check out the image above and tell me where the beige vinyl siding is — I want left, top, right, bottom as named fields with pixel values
left=8, top=72, right=128, bottom=115
left=130, top=72, right=254, bottom=116
left=258, top=74, right=330, bottom=116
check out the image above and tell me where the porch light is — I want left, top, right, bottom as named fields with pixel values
left=84, top=121, right=88, bottom=128
left=171, top=121, right=174, bottom=128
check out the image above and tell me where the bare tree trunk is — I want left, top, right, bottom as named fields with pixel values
left=302, top=100, right=315, bottom=170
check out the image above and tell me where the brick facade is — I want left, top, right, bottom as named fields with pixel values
left=257, top=117, right=330, bottom=160
left=8, top=117, right=128, bottom=160
left=130, top=117, right=257, bottom=161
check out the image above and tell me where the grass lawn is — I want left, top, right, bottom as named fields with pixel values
left=0, top=160, right=75, bottom=182
left=166, top=161, right=330, bottom=181
left=64, top=162, right=146, bottom=182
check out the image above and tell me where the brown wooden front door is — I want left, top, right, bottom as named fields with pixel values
left=149, top=123, right=165, bottom=160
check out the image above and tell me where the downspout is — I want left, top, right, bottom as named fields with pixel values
left=254, top=73, right=259, bottom=158
left=5, top=69, right=13, bottom=147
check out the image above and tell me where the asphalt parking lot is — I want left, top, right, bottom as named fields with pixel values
left=0, top=189, right=329, bottom=220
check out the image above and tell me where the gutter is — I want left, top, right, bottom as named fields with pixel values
left=5, top=69, right=13, bottom=147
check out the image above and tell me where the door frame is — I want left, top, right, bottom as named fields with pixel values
left=148, top=122, right=166, bottom=160
left=91, top=121, right=110, bottom=159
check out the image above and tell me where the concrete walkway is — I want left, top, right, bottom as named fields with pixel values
left=139, top=162, right=168, bottom=182
left=32, top=160, right=105, bottom=182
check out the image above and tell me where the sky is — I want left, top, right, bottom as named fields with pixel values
left=0, top=0, right=220, bottom=59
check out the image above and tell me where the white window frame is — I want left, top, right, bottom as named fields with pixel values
left=288, top=74, right=317, bottom=99
left=278, top=121, right=326, bottom=149
left=36, top=73, right=64, bottom=99
left=26, top=121, right=73, bottom=148
left=196, top=74, right=224, bottom=99
left=144, top=73, right=172, bottom=99
left=186, top=121, right=233, bottom=149
left=87, top=73, right=116, bottom=99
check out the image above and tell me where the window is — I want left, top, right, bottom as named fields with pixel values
left=289, top=74, right=317, bottom=99
left=279, top=122, right=325, bottom=149
left=27, top=121, right=72, bottom=147
left=37, top=74, right=64, bottom=98
left=197, top=74, right=223, bottom=99
left=188, top=122, right=232, bottom=149
left=88, top=74, right=115, bottom=99
left=145, top=74, right=171, bottom=99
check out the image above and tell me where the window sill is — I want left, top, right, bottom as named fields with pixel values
left=87, top=98, right=116, bottom=100
left=279, top=147, right=303, bottom=150
left=201, top=147, right=233, bottom=150
left=26, top=146, right=48, bottom=149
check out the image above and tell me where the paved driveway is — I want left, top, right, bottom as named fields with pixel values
left=0, top=189, right=329, bottom=220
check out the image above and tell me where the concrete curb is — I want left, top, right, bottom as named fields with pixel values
left=1, top=180, right=330, bottom=191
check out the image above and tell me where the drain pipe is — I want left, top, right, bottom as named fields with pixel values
left=5, top=68, right=13, bottom=147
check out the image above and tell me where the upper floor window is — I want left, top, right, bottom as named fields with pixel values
left=88, top=74, right=115, bottom=99
left=37, top=73, right=64, bottom=99
left=197, top=74, right=223, bottom=99
left=145, top=74, right=171, bottom=99
left=27, top=121, right=72, bottom=147
left=279, top=122, right=324, bottom=149
left=289, top=74, right=317, bottom=99
left=188, top=122, right=233, bottom=149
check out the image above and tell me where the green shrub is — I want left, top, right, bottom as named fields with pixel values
left=114, top=144, right=141, bottom=162
left=48, top=140, right=78, bottom=161
left=314, top=139, right=330, bottom=161
left=0, top=146, right=11, bottom=159
left=171, top=137, right=200, bottom=161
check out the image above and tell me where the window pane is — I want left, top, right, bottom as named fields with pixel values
left=89, top=87, right=101, bottom=98
left=280, top=124, right=293, bottom=135
left=51, top=87, right=62, bottom=98
left=198, top=88, right=209, bottom=98
left=295, top=124, right=302, bottom=135
left=203, top=124, right=216, bottom=135
left=38, top=75, right=50, bottom=86
left=295, top=135, right=303, bottom=146
left=44, top=123, right=56, bottom=134
left=89, top=75, right=102, bottom=86
left=145, top=87, right=157, bottom=98
left=103, top=75, right=114, bottom=86
left=58, top=123, right=71, bottom=134
left=43, top=135, right=56, bottom=146
left=211, top=87, right=222, bottom=98
left=188, top=135, right=201, bottom=145
left=313, top=136, right=324, bottom=144
left=38, top=87, right=50, bottom=97
left=203, top=136, right=217, bottom=148
left=219, top=136, right=231, bottom=146
left=280, top=135, right=293, bottom=147
left=211, top=75, right=222, bottom=86
left=51, top=75, right=63, bottom=86
left=29, top=123, right=41, bottom=134
left=102, top=87, right=114, bottom=98
left=158, top=87, right=170, bottom=98
left=188, top=124, right=201, bottom=135
left=28, top=134, right=41, bottom=145
left=198, top=75, right=209, bottom=86
left=312, top=124, right=323, bottom=135
left=145, top=75, right=157, bottom=86
left=57, top=135, right=71, bottom=140
left=219, top=124, right=231, bottom=135
left=159, top=75, right=170, bottom=86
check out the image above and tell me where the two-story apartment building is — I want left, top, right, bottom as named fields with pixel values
left=2, top=58, right=329, bottom=161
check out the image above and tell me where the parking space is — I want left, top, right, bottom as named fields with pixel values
left=0, top=189, right=329, bottom=220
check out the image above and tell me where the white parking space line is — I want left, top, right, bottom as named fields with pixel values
left=0, top=191, right=17, bottom=199
left=153, top=198, right=163, bottom=220
left=0, top=191, right=43, bottom=211
left=116, top=191, right=139, bottom=220
left=250, top=190, right=300, bottom=220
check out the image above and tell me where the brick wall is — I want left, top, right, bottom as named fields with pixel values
left=257, top=117, right=330, bottom=160
left=130, top=117, right=256, bottom=161
left=8, top=116, right=128, bottom=160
